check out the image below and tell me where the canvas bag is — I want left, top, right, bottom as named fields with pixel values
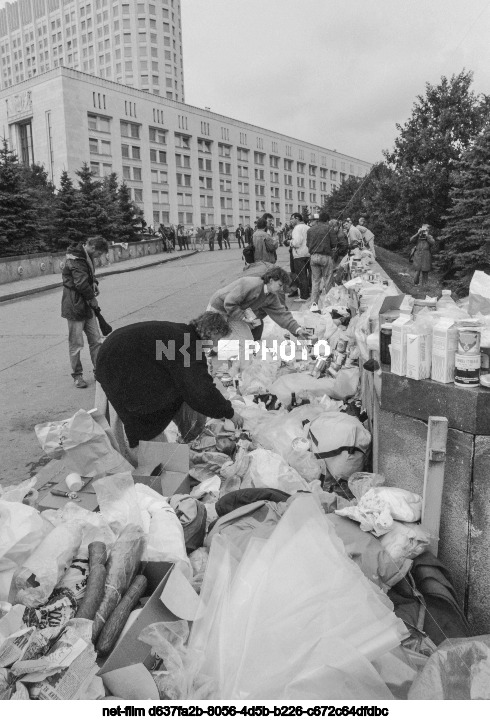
left=35, top=409, right=133, bottom=477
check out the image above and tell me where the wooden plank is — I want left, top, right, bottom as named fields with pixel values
left=422, top=416, right=449, bottom=556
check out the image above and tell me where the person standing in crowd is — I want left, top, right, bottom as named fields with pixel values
left=244, top=223, right=254, bottom=246
left=61, top=236, right=109, bottom=388
left=410, top=224, right=435, bottom=287
left=277, top=224, right=284, bottom=246
left=217, top=226, right=224, bottom=250
left=235, top=223, right=245, bottom=248
left=96, top=312, right=244, bottom=450
left=207, top=226, right=216, bottom=251
left=343, top=219, right=363, bottom=249
left=222, top=226, right=231, bottom=249
left=306, top=210, right=335, bottom=312
left=252, top=217, right=278, bottom=263
left=196, top=226, right=206, bottom=251
left=208, top=267, right=311, bottom=342
left=289, top=212, right=311, bottom=302
left=357, top=216, right=376, bottom=257
left=242, top=234, right=255, bottom=266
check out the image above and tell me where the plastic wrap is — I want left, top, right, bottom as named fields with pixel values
left=93, top=472, right=144, bottom=535
left=379, top=522, right=431, bottom=563
left=286, top=439, right=322, bottom=483
left=0, top=501, right=51, bottom=575
left=348, top=472, right=386, bottom=501
left=240, top=358, right=281, bottom=395
left=361, top=488, right=422, bottom=523
left=469, top=270, right=490, bottom=316
left=189, top=548, right=209, bottom=594
left=9, top=520, right=84, bottom=608
left=91, top=524, right=146, bottom=643
left=189, top=496, right=406, bottom=699
left=243, top=449, right=310, bottom=493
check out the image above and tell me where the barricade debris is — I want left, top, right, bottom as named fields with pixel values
left=0, top=265, right=483, bottom=701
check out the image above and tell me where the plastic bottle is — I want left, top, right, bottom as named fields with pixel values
left=436, top=289, right=459, bottom=312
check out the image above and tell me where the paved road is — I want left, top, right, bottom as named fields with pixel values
left=1, top=246, right=289, bottom=486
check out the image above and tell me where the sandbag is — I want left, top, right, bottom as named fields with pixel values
left=306, top=411, right=371, bottom=481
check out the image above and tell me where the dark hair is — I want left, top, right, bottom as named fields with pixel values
left=290, top=212, right=303, bottom=221
left=189, top=311, right=230, bottom=339
left=261, top=213, right=273, bottom=220
left=262, top=266, right=292, bottom=288
left=318, top=210, right=330, bottom=223
left=86, top=236, right=109, bottom=252
left=256, top=217, right=267, bottom=230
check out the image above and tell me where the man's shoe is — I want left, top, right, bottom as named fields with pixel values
left=74, top=376, right=88, bottom=388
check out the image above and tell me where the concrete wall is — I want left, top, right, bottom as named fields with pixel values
left=0, top=237, right=168, bottom=285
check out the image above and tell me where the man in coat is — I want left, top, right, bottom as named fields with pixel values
left=222, top=226, right=231, bottom=249
left=217, top=226, right=224, bottom=250
left=235, top=223, right=245, bottom=248
left=252, top=217, right=278, bottom=263
left=61, top=236, right=109, bottom=388
left=410, top=224, right=435, bottom=286
left=96, top=312, right=244, bottom=448
left=207, top=226, right=216, bottom=251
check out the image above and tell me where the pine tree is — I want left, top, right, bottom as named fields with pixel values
left=437, top=124, right=490, bottom=294
left=101, top=172, right=122, bottom=244
left=56, top=170, right=83, bottom=247
left=118, top=182, right=142, bottom=243
left=21, top=163, right=57, bottom=250
left=0, top=139, right=40, bottom=255
left=75, top=162, right=109, bottom=241
left=321, top=176, right=364, bottom=222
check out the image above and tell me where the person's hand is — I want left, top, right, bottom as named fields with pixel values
left=296, top=327, right=311, bottom=340
left=94, top=286, right=100, bottom=297
left=231, top=411, right=244, bottom=429
left=88, top=298, right=99, bottom=309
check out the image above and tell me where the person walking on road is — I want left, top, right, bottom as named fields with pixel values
left=410, top=224, right=435, bottom=287
left=96, top=312, right=244, bottom=449
left=289, top=212, right=311, bottom=302
left=306, top=209, right=335, bottom=311
left=222, top=226, right=231, bottom=249
left=196, top=226, right=206, bottom=251
left=61, top=236, right=109, bottom=388
left=252, top=217, right=278, bottom=263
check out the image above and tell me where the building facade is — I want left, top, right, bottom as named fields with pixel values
left=0, top=67, right=372, bottom=229
left=0, top=0, right=185, bottom=101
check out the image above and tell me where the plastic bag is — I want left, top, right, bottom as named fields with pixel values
left=35, top=409, right=133, bottom=478
left=270, top=367, right=360, bottom=405
left=306, top=411, right=371, bottom=481
left=408, top=634, right=490, bottom=699
left=189, top=548, right=209, bottom=594
left=244, top=449, right=310, bottom=493
left=0, top=478, right=37, bottom=503
left=169, top=495, right=207, bottom=553
left=286, top=439, right=322, bottom=483
left=348, top=472, right=386, bottom=501
left=379, top=521, right=431, bottom=563
left=93, top=472, right=144, bottom=535
left=469, top=270, right=490, bottom=317
left=336, top=502, right=393, bottom=537
left=362, top=487, right=422, bottom=523
left=9, top=520, right=84, bottom=608
left=240, top=358, right=280, bottom=395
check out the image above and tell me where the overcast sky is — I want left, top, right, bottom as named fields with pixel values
left=181, top=0, right=490, bottom=163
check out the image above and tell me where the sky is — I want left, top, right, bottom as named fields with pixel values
left=180, top=0, right=490, bottom=163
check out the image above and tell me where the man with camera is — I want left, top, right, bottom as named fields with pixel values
left=410, top=224, right=435, bottom=286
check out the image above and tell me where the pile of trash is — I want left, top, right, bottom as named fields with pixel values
left=0, top=267, right=485, bottom=701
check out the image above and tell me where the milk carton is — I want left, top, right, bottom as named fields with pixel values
left=406, top=331, right=432, bottom=380
left=390, top=315, right=413, bottom=376
left=431, top=318, right=458, bottom=383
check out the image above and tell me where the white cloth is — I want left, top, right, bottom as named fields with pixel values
left=290, top=223, right=310, bottom=258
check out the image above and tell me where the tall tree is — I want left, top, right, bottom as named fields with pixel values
left=75, top=163, right=109, bottom=241
left=437, top=124, right=490, bottom=293
left=118, top=182, right=142, bottom=243
left=101, top=172, right=122, bottom=244
left=0, top=139, right=40, bottom=255
left=321, top=175, right=364, bottom=222
left=56, top=170, right=83, bottom=247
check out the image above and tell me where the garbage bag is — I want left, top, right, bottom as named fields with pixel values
left=243, top=449, right=310, bottom=493
left=408, top=634, right=490, bottom=699
left=189, top=495, right=406, bottom=699
left=286, top=438, right=322, bottom=482
left=93, top=472, right=144, bottom=535
left=469, top=270, right=490, bottom=316
left=306, top=411, right=371, bottom=480
left=270, top=367, right=360, bottom=405
left=362, top=487, right=422, bottom=523
left=9, top=521, right=84, bottom=608
left=348, top=472, right=386, bottom=500
left=240, top=358, right=280, bottom=395
left=35, top=409, right=133, bottom=478
left=379, top=522, right=431, bottom=564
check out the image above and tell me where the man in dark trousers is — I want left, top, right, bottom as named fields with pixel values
left=235, top=223, right=245, bottom=248
left=217, top=226, right=224, bottom=250
left=96, top=312, right=244, bottom=447
left=222, top=226, right=231, bottom=249
left=61, top=235, right=109, bottom=388
left=207, top=226, right=216, bottom=251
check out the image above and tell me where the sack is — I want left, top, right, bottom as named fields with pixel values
left=244, top=449, right=310, bottom=493
left=270, top=367, right=360, bottom=406
left=469, top=270, right=490, bottom=316
left=306, top=411, right=371, bottom=480
left=35, top=409, right=133, bottom=478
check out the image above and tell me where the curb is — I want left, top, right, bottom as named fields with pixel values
left=0, top=251, right=199, bottom=303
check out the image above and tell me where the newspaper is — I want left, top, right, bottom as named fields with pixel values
left=36, top=644, right=98, bottom=700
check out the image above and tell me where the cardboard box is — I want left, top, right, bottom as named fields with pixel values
left=98, top=564, right=199, bottom=699
left=406, top=331, right=432, bottom=380
left=432, top=319, right=458, bottom=383
left=390, top=316, right=413, bottom=376
left=35, top=460, right=99, bottom=512
left=135, top=441, right=191, bottom=496
left=378, top=294, right=406, bottom=328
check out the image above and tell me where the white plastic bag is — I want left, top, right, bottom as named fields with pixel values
left=362, top=487, right=422, bottom=523
left=35, top=409, right=133, bottom=478
left=469, top=270, right=490, bottom=316
left=9, top=521, right=84, bottom=607
left=240, top=358, right=280, bottom=394
left=244, top=449, right=310, bottom=493
left=286, top=439, right=322, bottom=483
left=379, top=522, right=431, bottom=564
left=306, top=412, right=371, bottom=480
left=93, top=472, right=144, bottom=535
left=270, top=367, right=360, bottom=405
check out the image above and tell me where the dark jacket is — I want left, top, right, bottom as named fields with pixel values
left=306, top=221, right=333, bottom=255
left=217, top=228, right=223, bottom=242
left=61, top=243, right=97, bottom=321
left=252, top=229, right=278, bottom=263
left=410, top=233, right=435, bottom=272
left=96, top=321, right=234, bottom=447
left=222, top=228, right=229, bottom=240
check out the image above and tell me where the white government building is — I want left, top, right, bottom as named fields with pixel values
left=0, top=0, right=371, bottom=229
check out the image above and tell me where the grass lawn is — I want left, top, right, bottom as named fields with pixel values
left=375, top=246, right=443, bottom=298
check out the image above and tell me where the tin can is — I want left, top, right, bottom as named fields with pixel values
left=336, top=339, right=348, bottom=353
left=457, top=327, right=481, bottom=355
left=311, top=358, right=327, bottom=378
left=454, top=353, right=480, bottom=387
left=220, top=374, right=234, bottom=388
left=332, top=351, right=347, bottom=366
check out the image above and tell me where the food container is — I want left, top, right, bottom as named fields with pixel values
left=454, top=354, right=480, bottom=387
left=380, top=323, right=393, bottom=365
